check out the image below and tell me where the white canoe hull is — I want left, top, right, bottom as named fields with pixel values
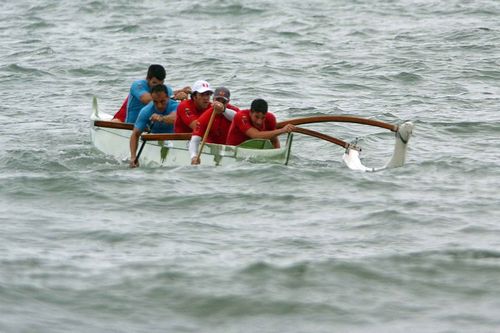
left=90, top=109, right=293, bottom=167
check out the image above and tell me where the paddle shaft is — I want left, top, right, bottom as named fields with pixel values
left=134, top=140, right=147, bottom=165
left=134, top=122, right=154, bottom=165
left=195, top=109, right=217, bottom=162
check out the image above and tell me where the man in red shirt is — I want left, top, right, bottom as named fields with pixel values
left=226, top=98, right=295, bottom=148
left=189, top=87, right=240, bottom=165
left=174, top=80, right=214, bottom=133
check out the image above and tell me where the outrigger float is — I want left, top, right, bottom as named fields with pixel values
left=90, top=97, right=414, bottom=171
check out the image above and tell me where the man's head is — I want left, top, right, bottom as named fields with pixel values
left=249, top=98, right=268, bottom=128
left=146, top=64, right=166, bottom=88
left=151, top=84, right=169, bottom=112
left=213, top=87, right=230, bottom=105
left=191, top=80, right=213, bottom=110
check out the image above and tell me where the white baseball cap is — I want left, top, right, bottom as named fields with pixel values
left=191, top=80, right=213, bottom=94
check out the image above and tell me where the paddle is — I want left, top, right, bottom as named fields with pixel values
left=133, top=121, right=154, bottom=166
left=193, top=108, right=217, bottom=165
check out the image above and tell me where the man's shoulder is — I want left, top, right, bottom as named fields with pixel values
left=236, top=109, right=250, bottom=117
left=265, top=112, right=277, bottom=128
left=234, top=110, right=252, bottom=128
left=178, top=99, right=193, bottom=109
left=134, top=103, right=153, bottom=126
left=130, top=79, right=149, bottom=96
left=168, top=99, right=180, bottom=110
left=266, top=112, right=277, bottom=120
left=131, top=79, right=147, bottom=87
left=139, top=102, right=154, bottom=114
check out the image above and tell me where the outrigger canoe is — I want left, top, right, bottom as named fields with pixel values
left=90, top=97, right=414, bottom=171
left=90, top=97, right=293, bottom=167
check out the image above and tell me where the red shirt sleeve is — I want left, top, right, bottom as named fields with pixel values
left=265, top=112, right=277, bottom=130
left=178, top=101, right=195, bottom=127
left=175, top=100, right=196, bottom=133
left=235, top=111, right=253, bottom=134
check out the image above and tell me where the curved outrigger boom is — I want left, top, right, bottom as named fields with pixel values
left=278, top=116, right=414, bottom=172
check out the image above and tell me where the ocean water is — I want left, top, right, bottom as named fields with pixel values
left=1, top=0, right=500, bottom=332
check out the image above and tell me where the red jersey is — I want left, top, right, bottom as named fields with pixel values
left=112, top=97, right=129, bottom=122
left=226, top=110, right=277, bottom=146
left=192, top=107, right=233, bottom=144
left=174, top=99, right=211, bottom=133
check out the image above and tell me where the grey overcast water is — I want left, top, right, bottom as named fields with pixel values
left=1, top=1, right=499, bottom=332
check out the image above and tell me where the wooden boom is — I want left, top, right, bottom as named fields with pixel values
left=277, top=115, right=398, bottom=132
left=93, top=120, right=134, bottom=130
left=95, top=116, right=397, bottom=133
left=292, top=127, right=349, bottom=149
left=141, top=133, right=192, bottom=141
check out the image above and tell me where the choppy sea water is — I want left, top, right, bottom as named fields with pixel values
left=1, top=0, right=499, bottom=332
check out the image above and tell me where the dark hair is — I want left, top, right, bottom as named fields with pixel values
left=250, top=98, right=268, bottom=114
left=151, top=84, right=168, bottom=95
left=147, top=64, right=166, bottom=81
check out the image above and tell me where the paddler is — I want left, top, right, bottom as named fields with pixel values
left=129, top=84, right=178, bottom=168
left=226, top=98, right=295, bottom=148
left=174, top=80, right=215, bottom=133
left=188, top=87, right=241, bottom=165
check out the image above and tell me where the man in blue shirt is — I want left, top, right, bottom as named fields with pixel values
left=129, top=84, right=179, bottom=168
left=125, top=64, right=171, bottom=123
left=112, top=64, right=190, bottom=123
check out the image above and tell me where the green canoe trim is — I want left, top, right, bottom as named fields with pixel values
left=237, top=139, right=274, bottom=149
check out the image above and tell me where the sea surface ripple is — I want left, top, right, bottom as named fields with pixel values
left=1, top=0, right=499, bottom=332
